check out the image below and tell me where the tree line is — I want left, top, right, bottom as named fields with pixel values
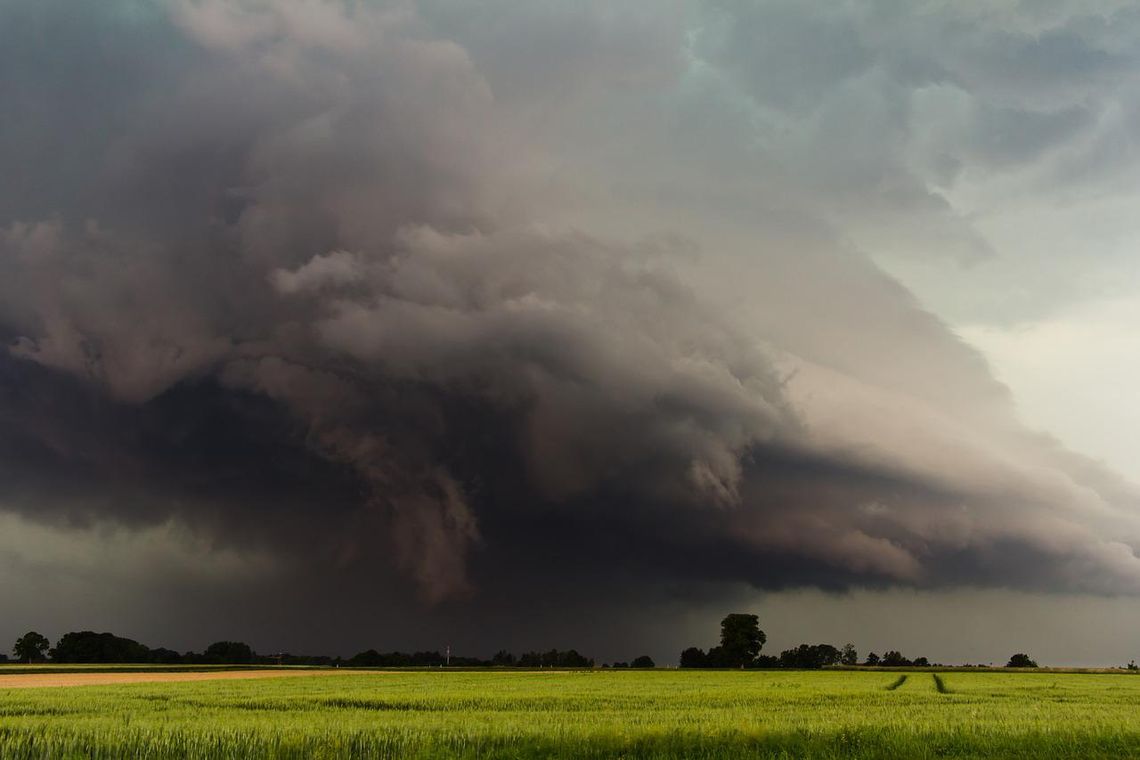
left=8, top=631, right=630, bottom=668
left=8, top=619, right=1043, bottom=669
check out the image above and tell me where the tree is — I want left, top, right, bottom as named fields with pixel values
left=705, top=646, right=730, bottom=668
left=864, top=652, right=881, bottom=666
left=50, top=631, right=150, bottom=663
left=631, top=655, right=655, bottom=668
left=203, top=641, right=254, bottom=664
left=719, top=614, right=766, bottom=668
left=558, top=649, right=593, bottom=668
left=778, top=644, right=841, bottom=669
left=491, top=650, right=516, bottom=666
left=1006, top=653, right=1038, bottom=668
left=881, top=650, right=911, bottom=667
left=13, top=632, right=50, bottom=663
left=840, top=643, right=858, bottom=666
left=148, top=648, right=183, bottom=664
left=679, top=647, right=708, bottom=668
left=348, top=649, right=383, bottom=667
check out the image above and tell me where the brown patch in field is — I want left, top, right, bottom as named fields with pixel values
left=0, top=669, right=368, bottom=689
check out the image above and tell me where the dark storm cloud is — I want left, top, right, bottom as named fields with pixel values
left=2, top=0, right=1140, bottom=652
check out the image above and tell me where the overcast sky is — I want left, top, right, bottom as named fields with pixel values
left=2, top=0, right=1140, bottom=666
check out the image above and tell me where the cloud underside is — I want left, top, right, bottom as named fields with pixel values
left=1, top=0, right=1139, bottom=609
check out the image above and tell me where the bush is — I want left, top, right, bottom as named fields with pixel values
left=1006, top=653, right=1038, bottom=668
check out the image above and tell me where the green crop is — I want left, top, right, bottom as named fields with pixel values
left=2, top=669, right=1139, bottom=758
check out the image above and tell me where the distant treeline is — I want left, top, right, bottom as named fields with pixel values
left=9, top=631, right=339, bottom=666
left=8, top=630, right=613, bottom=668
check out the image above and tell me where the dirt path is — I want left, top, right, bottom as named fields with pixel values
left=0, top=669, right=362, bottom=689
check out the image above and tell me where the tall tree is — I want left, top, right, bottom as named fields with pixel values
left=13, top=631, right=50, bottom=663
left=719, top=614, right=766, bottom=668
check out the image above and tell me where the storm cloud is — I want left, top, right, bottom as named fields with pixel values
left=3, top=0, right=1140, bottom=659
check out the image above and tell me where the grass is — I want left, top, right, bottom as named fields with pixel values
left=2, top=669, right=1140, bottom=758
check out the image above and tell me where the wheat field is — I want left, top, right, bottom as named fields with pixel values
left=1, top=668, right=1139, bottom=758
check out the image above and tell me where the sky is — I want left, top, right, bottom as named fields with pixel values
left=2, top=0, right=1140, bottom=667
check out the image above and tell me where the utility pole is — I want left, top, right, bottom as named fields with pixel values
left=446, top=644, right=451, bottom=666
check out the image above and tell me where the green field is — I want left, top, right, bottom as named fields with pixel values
left=2, top=669, right=1140, bottom=758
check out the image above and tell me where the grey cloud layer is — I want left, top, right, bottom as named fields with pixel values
left=2, top=0, right=1139, bottom=622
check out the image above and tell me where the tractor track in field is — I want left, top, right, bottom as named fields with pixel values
left=882, top=673, right=953, bottom=693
